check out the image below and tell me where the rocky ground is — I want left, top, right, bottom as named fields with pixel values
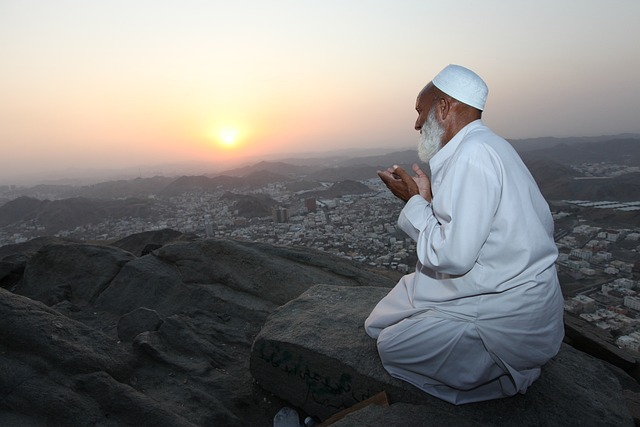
left=1, top=229, right=639, bottom=426
left=0, top=230, right=399, bottom=426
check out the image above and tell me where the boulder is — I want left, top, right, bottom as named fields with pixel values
left=152, top=239, right=398, bottom=306
left=94, top=253, right=188, bottom=316
left=95, top=239, right=396, bottom=318
left=250, top=285, right=634, bottom=426
left=15, top=243, right=134, bottom=306
left=0, top=235, right=78, bottom=259
left=109, top=228, right=195, bottom=257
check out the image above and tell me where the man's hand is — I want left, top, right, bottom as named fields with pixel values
left=411, top=163, right=432, bottom=201
left=378, top=164, right=432, bottom=203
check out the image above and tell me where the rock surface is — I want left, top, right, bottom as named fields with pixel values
left=18, top=243, right=135, bottom=306
left=0, top=232, right=398, bottom=426
left=117, top=307, right=164, bottom=342
left=0, top=230, right=638, bottom=426
left=251, top=284, right=635, bottom=426
left=109, top=228, right=196, bottom=256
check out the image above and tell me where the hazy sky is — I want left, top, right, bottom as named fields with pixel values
left=1, top=0, right=639, bottom=183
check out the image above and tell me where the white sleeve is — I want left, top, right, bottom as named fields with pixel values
left=400, top=147, right=501, bottom=275
left=397, top=196, right=426, bottom=241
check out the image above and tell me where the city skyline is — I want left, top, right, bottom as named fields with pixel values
left=2, top=1, right=639, bottom=183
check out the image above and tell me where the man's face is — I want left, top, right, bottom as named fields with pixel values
left=414, top=84, right=435, bottom=131
left=417, top=106, right=444, bottom=163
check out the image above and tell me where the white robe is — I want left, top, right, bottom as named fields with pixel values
left=365, top=120, right=564, bottom=404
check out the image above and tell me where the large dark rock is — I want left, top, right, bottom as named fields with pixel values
left=94, top=253, right=188, bottom=316
left=109, top=228, right=197, bottom=257
left=251, top=285, right=634, bottom=426
left=0, top=237, right=399, bottom=426
left=93, top=239, right=396, bottom=318
left=15, top=243, right=134, bottom=306
left=0, top=235, right=78, bottom=259
left=151, top=239, right=398, bottom=306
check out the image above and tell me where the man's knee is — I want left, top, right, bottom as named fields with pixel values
left=375, top=325, right=406, bottom=366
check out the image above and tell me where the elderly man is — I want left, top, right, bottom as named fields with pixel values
left=365, top=64, right=564, bottom=404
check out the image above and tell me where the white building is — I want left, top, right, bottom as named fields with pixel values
left=614, top=278, right=636, bottom=289
left=606, top=231, right=620, bottom=242
left=580, top=267, right=596, bottom=276
left=625, top=296, right=640, bottom=311
left=570, top=248, right=592, bottom=260
left=574, top=224, right=599, bottom=235
left=567, top=295, right=596, bottom=313
left=566, top=260, right=590, bottom=270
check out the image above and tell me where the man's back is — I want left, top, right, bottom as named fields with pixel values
left=413, top=120, right=559, bottom=293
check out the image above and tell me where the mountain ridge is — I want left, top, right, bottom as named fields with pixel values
left=2, top=133, right=638, bottom=187
left=2, top=135, right=638, bottom=198
left=1, top=135, right=638, bottom=236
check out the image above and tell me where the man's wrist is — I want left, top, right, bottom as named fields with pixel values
left=407, top=194, right=426, bottom=204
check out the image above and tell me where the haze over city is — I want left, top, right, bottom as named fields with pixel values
left=2, top=0, right=639, bottom=184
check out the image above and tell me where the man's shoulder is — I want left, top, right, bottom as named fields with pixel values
left=463, top=122, right=504, bottom=143
left=457, top=129, right=499, bottom=154
left=460, top=125, right=512, bottom=156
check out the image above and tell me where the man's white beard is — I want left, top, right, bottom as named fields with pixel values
left=417, top=108, right=445, bottom=163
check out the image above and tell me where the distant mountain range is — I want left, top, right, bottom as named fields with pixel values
left=0, top=178, right=377, bottom=233
left=300, top=180, right=373, bottom=199
left=508, top=133, right=640, bottom=152
left=1, top=135, right=638, bottom=227
left=525, top=159, right=640, bottom=202
left=0, top=196, right=157, bottom=234
left=519, top=138, right=640, bottom=165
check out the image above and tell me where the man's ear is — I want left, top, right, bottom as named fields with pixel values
left=437, top=97, right=451, bottom=122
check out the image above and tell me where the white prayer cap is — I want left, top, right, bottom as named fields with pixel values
left=432, top=64, right=488, bottom=111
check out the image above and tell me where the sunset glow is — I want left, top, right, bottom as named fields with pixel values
left=0, top=0, right=639, bottom=183
left=215, top=127, right=241, bottom=149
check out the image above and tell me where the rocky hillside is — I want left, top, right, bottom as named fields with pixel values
left=0, top=230, right=638, bottom=426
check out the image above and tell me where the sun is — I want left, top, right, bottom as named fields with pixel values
left=218, top=127, right=239, bottom=148
left=205, top=122, right=250, bottom=152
